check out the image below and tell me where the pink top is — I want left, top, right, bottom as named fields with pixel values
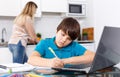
left=8, top=16, right=37, bottom=47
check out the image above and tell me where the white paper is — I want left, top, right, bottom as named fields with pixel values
left=0, top=63, right=56, bottom=74
left=0, top=63, right=34, bottom=74
left=114, top=62, right=120, bottom=69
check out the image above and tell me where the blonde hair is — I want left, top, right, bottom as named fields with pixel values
left=14, top=1, right=38, bottom=25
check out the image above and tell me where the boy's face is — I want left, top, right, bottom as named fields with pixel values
left=55, top=30, right=72, bottom=48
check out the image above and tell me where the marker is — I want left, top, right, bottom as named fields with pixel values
left=48, top=47, right=58, bottom=58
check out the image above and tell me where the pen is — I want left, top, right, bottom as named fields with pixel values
left=48, top=47, right=58, bottom=58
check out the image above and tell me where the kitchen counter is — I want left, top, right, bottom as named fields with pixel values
left=77, top=40, right=94, bottom=43
left=77, top=40, right=95, bottom=52
left=0, top=42, right=8, bottom=48
left=0, top=43, right=36, bottom=48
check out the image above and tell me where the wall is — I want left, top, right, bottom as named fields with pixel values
left=35, top=13, right=63, bottom=39
left=0, top=16, right=14, bottom=42
left=84, top=0, right=94, bottom=28
left=93, top=0, right=120, bottom=50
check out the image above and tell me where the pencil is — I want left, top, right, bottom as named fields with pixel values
left=48, top=47, right=58, bottom=58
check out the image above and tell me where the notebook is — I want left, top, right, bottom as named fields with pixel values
left=52, top=26, right=120, bottom=74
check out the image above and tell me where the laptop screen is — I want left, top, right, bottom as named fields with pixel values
left=89, top=26, right=120, bottom=73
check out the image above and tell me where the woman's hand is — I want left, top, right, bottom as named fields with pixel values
left=48, top=58, right=64, bottom=68
left=28, top=39, right=37, bottom=45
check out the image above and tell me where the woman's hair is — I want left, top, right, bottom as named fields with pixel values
left=57, top=17, right=80, bottom=40
left=14, top=1, right=38, bottom=25
left=21, top=1, right=38, bottom=18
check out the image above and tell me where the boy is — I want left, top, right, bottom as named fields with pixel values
left=27, top=17, right=95, bottom=68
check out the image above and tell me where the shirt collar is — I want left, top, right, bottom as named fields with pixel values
left=50, top=37, right=72, bottom=51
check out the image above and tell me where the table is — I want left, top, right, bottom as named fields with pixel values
left=0, top=67, right=120, bottom=77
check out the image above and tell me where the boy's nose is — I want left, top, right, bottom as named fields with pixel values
left=62, top=37, right=67, bottom=42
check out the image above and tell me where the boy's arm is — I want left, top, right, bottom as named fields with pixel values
left=27, top=51, right=64, bottom=68
left=62, top=50, right=95, bottom=65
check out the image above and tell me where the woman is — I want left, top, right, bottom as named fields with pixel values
left=8, top=1, right=39, bottom=64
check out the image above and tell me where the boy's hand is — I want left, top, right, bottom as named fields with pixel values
left=49, top=58, right=64, bottom=68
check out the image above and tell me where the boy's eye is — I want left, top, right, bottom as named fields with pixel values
left=61, top=32, right=72, bottom=40
left=61, top=33, right=65, bottom=36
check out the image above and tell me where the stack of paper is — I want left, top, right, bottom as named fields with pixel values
left=0, top=63, right=34, bottom=74
left=0, top=63, right=57, bottom=74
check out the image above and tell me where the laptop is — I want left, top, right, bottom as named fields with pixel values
left=52, top=26, right=120, bottom=74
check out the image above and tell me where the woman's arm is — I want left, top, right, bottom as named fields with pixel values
left=27, top=51, right=64, bottom=68
left=62, top=50, right=95, bottom=65
left=25, top=16, right=39, bottom=43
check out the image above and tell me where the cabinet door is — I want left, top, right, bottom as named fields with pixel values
left=26, top=45, right=36, bottom=56
left=0, top=48, right=12, bottom=63
left=0, top=0, right=21, bottom=16
left=41, top=0, right=67, bottom=13
left=21, top=0, right=41, bottom=17
left=81, top=43, right=95, bottom=52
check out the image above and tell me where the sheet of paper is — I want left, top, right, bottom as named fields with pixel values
left=0, top=63, right=34, bottom=74
left=0, top=63, right=56, bottom=74
left=114, top=62, right=120, bottom=69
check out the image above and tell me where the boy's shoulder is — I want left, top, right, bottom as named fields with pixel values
left=67, top=41, right=79, bottom=47
left=45, top=38, right=52, bottom=40
left=41, top=38, right=53, bottom=44
left=72, top=41, right=79, bottom=45
left=42, top=38, right=54, bottom=46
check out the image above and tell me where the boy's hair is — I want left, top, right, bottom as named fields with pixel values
left=57, top=17, right=80, bottom=40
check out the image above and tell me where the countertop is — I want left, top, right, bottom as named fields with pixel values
left=0, top=42, right=8, bottom=48
left=0, top=42, right=37, bottom=48
left=77, top=40, right=94, bottom=44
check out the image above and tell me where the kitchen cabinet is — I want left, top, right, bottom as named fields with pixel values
left=41, top=0, right=67, bottom=13
left=0, top=45, right=35, bottom=64
left=81, top=43, right=95, bottom=52
left=0, top=0, right=41, bottom=17
left=0, top=0, right=21, bottom=16
left=21, top=0, right=41, bottom=17
left=0, top=48, right=12, bottom=64
left=26, top=45, right=36, bottom=56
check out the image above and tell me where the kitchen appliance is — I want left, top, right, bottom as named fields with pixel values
left=66, top=1, right=86, bottom=17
